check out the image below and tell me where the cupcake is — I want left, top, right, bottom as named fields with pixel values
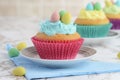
left=32, top=11, right=84, bottom=60
left=103, top=0, right=120, bottom=29
left=74, top=2, right=112, bottom=38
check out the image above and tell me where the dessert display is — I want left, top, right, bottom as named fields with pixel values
left=104, top=0, right=120, bottom=29
left=74, top=2, right=112, bottom=38
left=31, top=11, right=84, bottom=60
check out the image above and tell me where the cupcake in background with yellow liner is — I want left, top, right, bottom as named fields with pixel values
left=31, top=11, right=84, bottom=60
left=74, top=2, right=112, bottom=38
left=103, top=0, right=120, bottom=29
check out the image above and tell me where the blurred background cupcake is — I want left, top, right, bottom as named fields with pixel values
left=74, top=2, right=112, bottom=38
left=103, top=0, right=120, bottom=29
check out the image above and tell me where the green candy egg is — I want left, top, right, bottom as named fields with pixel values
left=94, top=2, right=101, bottom=10
left=61, top=12, right=72, bottom=24
left=8, top=48, right=19, bottom=58
left=59, top=10, right=66, bottom=19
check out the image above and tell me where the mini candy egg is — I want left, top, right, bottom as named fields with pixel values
left=117, top=52, right=120, bottom=59
left=16, top=42, right=27, bottom=51
left=59, top=10, right=66, bottom=19
left=6, top=43, right=13, bottom=51
left=8, top=48, right=19, bottom=58
left=61, top=12, right=72, bottom=24
left=13, top=66, right=26, bottom=76
left=111, top=0, right=114, bottom=4
left=86, top=3, right=94, bottom=10
left=105, top=0, right=113, bottom=7
left=115, top=0, right=120, bottom=7
left=50, top=11, right=60, bottom=22
left=92, top=2, right=95, bottom=5
left=94, top=2, right=101, bottom=10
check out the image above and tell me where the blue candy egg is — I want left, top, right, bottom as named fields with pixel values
left=6, top=43, right=13, bottom=51
left=86, top=3, right=94, bottom=10
left=116, top=0, right=120, bottom=7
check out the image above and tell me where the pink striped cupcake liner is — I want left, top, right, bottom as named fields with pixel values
left=31, top=37, right=84, bottom=60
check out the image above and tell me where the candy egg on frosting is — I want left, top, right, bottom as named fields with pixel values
left=61, top=12, right=72, bottom=24
left=94, top=2, right=102, bottom=10
left=59, top=10, right=66, bottom=19
left=50, top=11, right=60, bottom=22
left=115, top=0, right=120, bottom=7
left=105, top=0, right=113, bottom=7
left=86, top=3, right=94, bottom=10
left=111, top=0, right=114, bottom=4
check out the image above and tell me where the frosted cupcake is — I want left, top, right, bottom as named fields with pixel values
left=74, top=2, right=112, bottom=38
left=32, top=11, right=84, bottom=60
left=103, top=0, right=120, bottom=29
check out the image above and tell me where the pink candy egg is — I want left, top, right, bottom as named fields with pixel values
left=92, top=2, right=95, bottom=5
left=50, top=11, right=60, bottom=22
left=111, top=0, right=114, bottom=4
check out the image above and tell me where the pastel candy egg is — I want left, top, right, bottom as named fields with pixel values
left=117, top=52, right=120, bottom=59
left=94, top=2, right=102, bottom=10
left=13, top=66, right=26, bottom=76
left=61, top=12, right=72, bottom=24
left=86, top=3, right=94, bottom=10
left=111, top=0, right=114, bottom=4
left=59, top=10, right=66, bottom=19
left=16, top=42, right=27, bottom=51
left=6, top=43, right=13, bottom=51
left=8, top=48, right=19, bottom=58
left=50, top=11, right=60, bottom=22
left=105, top=0, right=113, bottom=7
left=115, top=0, right=120, bottom=7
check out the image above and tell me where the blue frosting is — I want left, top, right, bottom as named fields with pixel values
left=40, top=20, right=76, bottom=36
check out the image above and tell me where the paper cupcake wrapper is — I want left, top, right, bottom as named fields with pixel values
left=76, top=23, right=112, bottom=38
left=31, top=37, right=84, bottom=60
left=109, top=19, right=120, bottom=30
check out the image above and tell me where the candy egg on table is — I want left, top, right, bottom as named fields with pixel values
left=12, top=66, right=26, bottom=76
left=117, top=52, right=120, bottom=59
left=61, top=12, right=72, bottom=24
left=8, top=48, right=19, bottom=58
left=16, top=42, right=27, bottom=51
left=6, top=43, right=13, bottom=51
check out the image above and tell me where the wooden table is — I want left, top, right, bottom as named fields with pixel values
left=0, top=17, right=120, bottom=80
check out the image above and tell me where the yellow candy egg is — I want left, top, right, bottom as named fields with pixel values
left=105, top=0, right=113, bottom=7
left=117, top=52, right=120, bottom=59
left=12, top=66, right=26, bottom=76
left=16, top=42, right=27, bottom=51
left=61, top=12, right=72, bottom=24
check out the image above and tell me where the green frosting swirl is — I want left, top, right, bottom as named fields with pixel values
left=40, top=20, right=76, bottom=36
left=104, top=5, right=120, bottom=14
